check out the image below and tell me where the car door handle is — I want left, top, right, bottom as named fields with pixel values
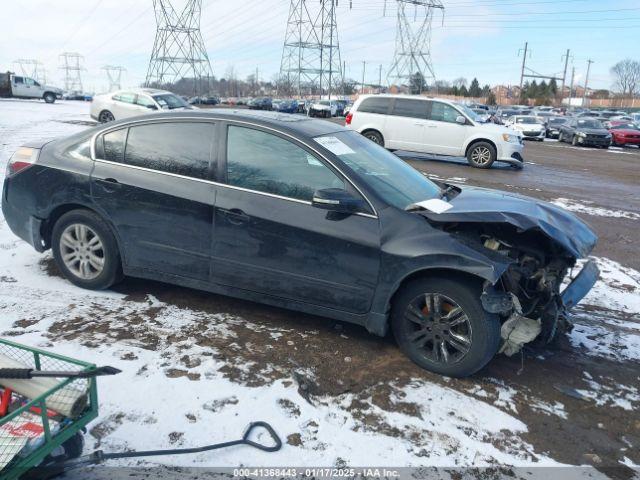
left=221, top=208, right=249, bottom=226
left=95, top=177, right=121, bottom=193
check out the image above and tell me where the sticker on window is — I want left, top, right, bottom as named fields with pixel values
left=314, top=136, right=355, bottom=156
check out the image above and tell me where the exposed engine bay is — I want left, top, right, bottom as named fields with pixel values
left=442, top=222, right=579, bottom=355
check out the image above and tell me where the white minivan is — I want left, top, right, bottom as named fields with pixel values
left=346, top=95, right=524, bottom=169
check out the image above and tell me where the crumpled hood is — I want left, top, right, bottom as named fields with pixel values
left=576, top=127, right=609, bottom=135
left=417, top=186, right=597, bottom=258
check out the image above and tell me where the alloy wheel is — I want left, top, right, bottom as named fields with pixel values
left=99, top=111, right=114, bottom=123
left=366, top=133, right=381, bottom=144
left=470, top=146, right=492, bottom=165
left=403, top=293, right=472, bottom=365
left=59, top=223, right=105, bottom=280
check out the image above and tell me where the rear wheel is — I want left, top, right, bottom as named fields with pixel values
left=362, top=130, right=384, bottom=146
left=52, top=210, right=122, bottom=290
left=467, top=141, right=496, bottom=169
left=98, top=110, right=115, bottom=123
left=392, top=277, right=501, bottom=377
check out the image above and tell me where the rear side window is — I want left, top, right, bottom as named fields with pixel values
left=226, top=126, right=344, bottom=201
left=390, top=99, right=429, bottom=119
left=124, top=122, right=214, bottom=179
left=113, top=92, right=135, bottom=104
left=358, top=97, right=391, bottom=114
left=102, top=128, right=127, bottom=162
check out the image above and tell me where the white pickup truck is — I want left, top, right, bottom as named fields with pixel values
left=0, top=72, right=63, bottom=103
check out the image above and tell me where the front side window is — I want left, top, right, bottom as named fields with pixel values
left=430, top=102, right=461, bottom=123
left=13, top=76, right=23, bottom=84
left=24, top=78, right=35, bottom=86
left=358, top=97, right=391, bottom=115
left=318, top=131, right=441, bottom=210
left=226, top=126, right=344, bottom=202
left=152, top=94, right=188, bottom=110
left=390, top=99, right=428, bottom=119
left=124, top=122, right=214, bottom=179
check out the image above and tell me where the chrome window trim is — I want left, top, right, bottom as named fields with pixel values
left=90, top=116, right=379, bottom=218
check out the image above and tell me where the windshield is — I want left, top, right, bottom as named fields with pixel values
left=612, top=123, right=639, bottom=130
left=516, top=116, right=541, bottom=124
left=316, top=131, right=441, bottom=209
left=319, top=100, right=330, bottom=106
left=152, top=94, right=189, bottom=109
left=577, top=119, right=604, bottom=129
left=549, top=118, right=567, bottom=125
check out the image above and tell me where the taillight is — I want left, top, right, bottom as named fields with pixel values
left=6, top=147, right=39, bottom=176
left=345, top=112, right=353, bottom=125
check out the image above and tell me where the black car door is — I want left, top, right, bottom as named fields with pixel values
left=91, top=120, right=216, bottom=281
left=211, top=123, right=381, bottom=314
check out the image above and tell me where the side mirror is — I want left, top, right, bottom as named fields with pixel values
left=455, top=115, right=467, bottom=125
left=312, top=188, right=365, bottom=214
left=147, top=104, right=158, bottom=110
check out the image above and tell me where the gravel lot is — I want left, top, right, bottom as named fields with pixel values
left=0, top=100, right=638, bottom=478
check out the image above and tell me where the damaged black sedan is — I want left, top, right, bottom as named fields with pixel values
left=2, top=110, right=599, bottom=377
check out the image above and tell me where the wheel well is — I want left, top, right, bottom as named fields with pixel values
left=388, top=268, right=486, bottom=313
left=42, top=204, right=101, bottom=248
left=465, top=138, right=497, bottom=158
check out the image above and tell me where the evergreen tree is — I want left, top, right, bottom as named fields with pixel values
left=469, top=78, right=481, bottom=97
left=460, top=85, right=469, bottom=97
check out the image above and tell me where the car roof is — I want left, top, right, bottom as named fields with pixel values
left=105, top=109, right=345, bottom=138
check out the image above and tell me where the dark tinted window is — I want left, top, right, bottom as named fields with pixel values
left=124, top=123, right=213, bottom=179
left=226, top=126, right=344, bottom=201
left=358, top=97, right=391, bottom=114
left=102, top=128, right=127, bottom=162
left=390, top=99, right=429, bottom=119
left=13, top=76, right=23, bottom=84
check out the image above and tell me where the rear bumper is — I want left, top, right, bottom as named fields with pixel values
left=561, top=260, right=599, bottom=309
left=1, top=182, right=46, bottom=252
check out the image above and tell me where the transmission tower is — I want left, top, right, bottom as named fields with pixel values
left=13, top=59, right=47, bottom=83
left=386, top=0, right=444, bottom=92
left=59, top=52, right=85, bottom=92
left=145, top=0, right=213, bottom=95
left=279, top=0, right=344, bottom=98
left=102, top=65, right=126, bottom=91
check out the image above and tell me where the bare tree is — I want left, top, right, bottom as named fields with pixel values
left=611, top=59, right=640, bottom=98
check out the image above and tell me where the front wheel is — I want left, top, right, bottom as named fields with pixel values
left=571, top=135, right=579, bottom=146
left=51, top=209, right=123, bottom=290
left=467, top=142, right=496, bottom=169
left=43, top=92, right=56, bottom=104
left=392, top=277, right=501, bottom=377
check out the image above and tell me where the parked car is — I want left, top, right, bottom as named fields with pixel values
left=0, top=71, right=62, bottom=103
left=90, top=88, right=192, bottom=123
left=505, top=115, right=546, bottom=141
left=188, top=96, right=219, bottom=106
left=545, top=117, right=568, bottom=139
left=248, top=97, right=272, bottom=110
left=558, top=117, right=612, bottom=148
left=631, top=113, right=640, bottom=123
left=2, top=110, right=598, bottom=377
left=603, top=119, right=638, bottom=130
left=346, top=95, right=524, bottom=169
left=273, top=99, right=298, bottom=113
left=471, top=108, right=491, bottom=123
left=608, top=123, right=640, bottom=148
left=309, top=99, right=338, bottom=118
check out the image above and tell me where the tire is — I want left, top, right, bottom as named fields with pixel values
left=362, top=130, right=384, bottom=146
left=98, top=110, right=115, bottom=123
left=43, top=92, right=56, bottom=104
left=61, top=432, right=84, bottom=459
left=51, top=209, right=123, bottom=290
left=466, top=141, right=496, bottom=169
left=558, top=132, right=564, bottom=143
left=392, top=277, right=501, bottom=377
left=571, top=135, right=578, bottom=146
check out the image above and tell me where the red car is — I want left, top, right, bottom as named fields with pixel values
left=609, top=123, right=640, bottom=147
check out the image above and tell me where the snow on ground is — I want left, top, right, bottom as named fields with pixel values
left=551, top=197, right=640, bottom=221
left=0, top=100, right=639, bottom=472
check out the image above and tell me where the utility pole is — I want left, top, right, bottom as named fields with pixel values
left=378, top=64, right=383, bottom=94
left=102, top=65, right=126, bottom=92
left=518, top=42, right=529, bottom=96
left=361, top=61, right=366, bottom=94
left=560, top=49, right=571, bottom=105
left=569, top=66, right=575, bottom=104
left=582, top=59, right=594, bottom=107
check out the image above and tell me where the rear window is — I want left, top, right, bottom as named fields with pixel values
left=358, top=97, right=391, bottom=115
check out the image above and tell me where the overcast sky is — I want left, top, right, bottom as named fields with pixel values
left=1, top=0, right=639, bottom=93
